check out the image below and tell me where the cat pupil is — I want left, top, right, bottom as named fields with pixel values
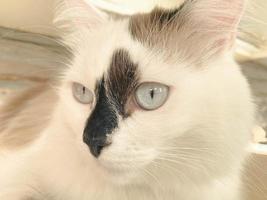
left=150, top=89, right=155, bottom=99
left=83, top=87, right=86, bottom=94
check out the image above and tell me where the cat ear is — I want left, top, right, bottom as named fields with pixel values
left=185, top=0, right=245, bottom=50
left=130, top=0, right=245, bottom=61
left=54, top=0, right=107, bottom=29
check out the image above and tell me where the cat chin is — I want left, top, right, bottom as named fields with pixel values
left=96, top=158, right=140, bottom=185
left=95, top=165, right=144, bottom=187
left=92, top=153, right=150, bottom=186
left=103, top=170, right=142, bottom=186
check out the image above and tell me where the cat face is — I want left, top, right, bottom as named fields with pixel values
left=55, top=0, right=254, bottom=185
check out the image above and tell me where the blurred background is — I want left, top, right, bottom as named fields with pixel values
left=0, top=0, right=266, bottom=146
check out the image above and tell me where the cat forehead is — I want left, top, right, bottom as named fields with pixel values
left=70, top=7, right=199, bottom=82
left=70, top=19, right=173, bottom=84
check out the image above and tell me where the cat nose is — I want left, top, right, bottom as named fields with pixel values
left=83, top=76, right=118, bottom=158
left=84, top=137, right=110, bottom=158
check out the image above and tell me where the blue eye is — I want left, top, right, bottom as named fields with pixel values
left=135, top=82, right=169, bottom=110
left=72, top=83, right=94, bottom=104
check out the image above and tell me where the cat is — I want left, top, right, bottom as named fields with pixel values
left=0, top=0, right=255, bottom=199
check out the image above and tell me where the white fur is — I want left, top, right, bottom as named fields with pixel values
left=0, top=0, right=254, bottom=199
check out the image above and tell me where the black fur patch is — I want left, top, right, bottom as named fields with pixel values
left=83, top=49, right=139, bottom=157
left=83, top=78, right=118, bottom=158
left=107, top=49, right=139, bottom=118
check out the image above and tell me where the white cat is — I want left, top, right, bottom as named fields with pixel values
left=0, top=0, right=255, bottom=199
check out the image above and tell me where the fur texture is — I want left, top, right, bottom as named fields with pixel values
left=0, top=0, right=255, bottom=199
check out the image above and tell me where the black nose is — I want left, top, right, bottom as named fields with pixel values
left=83, top=136, right=109, bottom=158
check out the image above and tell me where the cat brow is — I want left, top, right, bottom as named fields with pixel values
left=106, top=48, right=140, bottom=118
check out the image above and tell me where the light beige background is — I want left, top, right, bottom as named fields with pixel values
left=0, top=0, right=56, bottom=36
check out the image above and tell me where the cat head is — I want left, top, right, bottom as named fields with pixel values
left=55, top=0, right=253, bottom=186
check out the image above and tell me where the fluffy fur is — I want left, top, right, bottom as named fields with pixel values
left=0, top=0, right=255, bottom=199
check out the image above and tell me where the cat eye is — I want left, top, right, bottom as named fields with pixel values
left=72, top=82, right=94, bottom=104
left=135, top=82, right=169, bottom=110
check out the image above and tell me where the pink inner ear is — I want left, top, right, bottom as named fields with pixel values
left=190, top=0, right=245, bottom=34
left=214, top=0, right=244, bottom=29
left=219, top=0, right=245, bottom=49
left=192, top=0, right=245, bottom=52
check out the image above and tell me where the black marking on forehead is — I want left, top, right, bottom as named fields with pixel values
left=106, top=48, right=139, bottom=118
left=83, top=78, right=118, bottom=157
